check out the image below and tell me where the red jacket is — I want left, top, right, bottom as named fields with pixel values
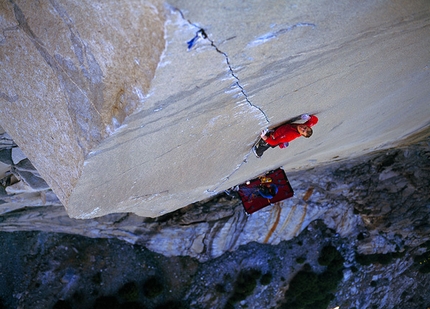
left=265, top=115, right=318, bottom=148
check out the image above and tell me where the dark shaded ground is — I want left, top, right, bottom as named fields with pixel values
left=0, top=231, right=199, bottom=309
left=1, top=221, right=429, bottom=309
left=0, top=221, right=340, bottom=309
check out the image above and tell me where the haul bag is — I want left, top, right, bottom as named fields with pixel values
left=238, top=168, right=294, bottom=214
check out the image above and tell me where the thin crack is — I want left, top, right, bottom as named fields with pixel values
left=203, top=30, right=270, bottom=123
left=173, top=7, right=269, bottom=194
left=248, top=22, right=316, bottom=47
left=175, top=7, right=270, bottom=124
left=206, top=151, right=252, bottom=194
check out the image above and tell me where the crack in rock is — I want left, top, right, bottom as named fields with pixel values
left=207, top=151, right=252, bottom=194
left=175, top=7, right=270, bottom=124
left=248, top=22, right=316, bottom=47
left=173, top=7, right=270, bottom=194
left=201, top=29, right=270, bottom=124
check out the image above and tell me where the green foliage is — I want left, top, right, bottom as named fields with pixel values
left=318, top=245, right=343, bottom=267
left=414, top=250, right=430, bottom=264
left=260, top=272, right=273, bottom=286
left=377, top=253, right=393, bottom=265
left=296, top=257, right=306, bottom=264
left=53, top=300, right=72, bottom=309
left=249, top=269, right=262, bottom=280
left=154, top=300, right=187, bottom=309
left=142, top=277, right=163, bottom=299
left=235, top=269, right=260, bottom=296
left=355, top=253, right=373, bottom=266
left=355, top=252, right=397, bottom=266
left=215, top=283, right=226, bottom=293
left=313, top=293, right=335, bottom=309
left=419, top=263, right=430, bottom=273
left=119, top=302, right=145, bottom=309
left=420, top=240, right=430, bottom=250
left=227, top=269, right=262, bottom=304
left=350, top=266, right=359, bottom=273
left=93, top=296, right=120, bottom=309
left=223, top=302, right=235, bottom=309
left=283, top=245, right=344, bottom=309
left=416, top=252, right=430, bottom=274
left=92, top=272, right=102, bottom=285
left=328, top=257, right=345, bottom=272
left=392, top=250, right=406, bottom=259
left=118, top=281, right=139, bottom=302
left=294, top=294, right=315, bottom=306
left=289, top=271, right=318, bottom=294
left=76, top=281, right=146, bottom=309
left=318, top=271, right=343, bottom=291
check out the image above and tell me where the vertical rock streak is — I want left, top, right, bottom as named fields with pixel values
left=264, top=203, right=282, bottom=243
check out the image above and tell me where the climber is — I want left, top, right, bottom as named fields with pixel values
left=253, top=114, right=319, bottom=158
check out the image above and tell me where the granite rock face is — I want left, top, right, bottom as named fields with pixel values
left=0, top=0, right=165, bottom=210
left=1, top=0, right=429, bottom=218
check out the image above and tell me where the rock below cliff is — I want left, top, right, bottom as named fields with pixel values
left=0, top=134, right=429, bottom=309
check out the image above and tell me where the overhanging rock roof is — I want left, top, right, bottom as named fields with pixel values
left=1, top=0, right=429, bottom=218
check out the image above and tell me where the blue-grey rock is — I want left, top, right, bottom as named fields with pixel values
left=0, top=149, right=12, bottom=165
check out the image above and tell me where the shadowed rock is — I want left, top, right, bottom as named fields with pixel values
left=0, top=0, right=165, bottom=211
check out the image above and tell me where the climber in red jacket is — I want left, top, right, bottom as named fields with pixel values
left=253, top=114, right=318, bottom=158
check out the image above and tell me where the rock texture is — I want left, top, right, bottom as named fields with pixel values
left=0, top=132, right=429, bottom=308
left=1, top=132, right=428, bottom=260
left=0, top=128, right=61, bottom=213
left=0, top=0, right=165, bottom=210
left=1, top=0, right=429, bottom=218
